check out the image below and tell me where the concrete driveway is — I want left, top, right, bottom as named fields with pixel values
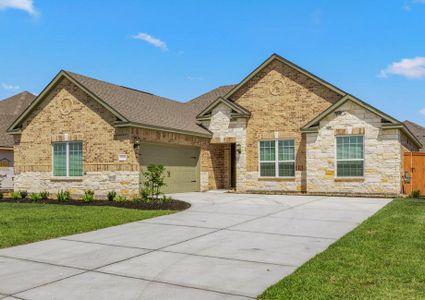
left=0, top=193, right=390, bottom=300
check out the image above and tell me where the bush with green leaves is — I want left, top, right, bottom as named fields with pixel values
left=11, top=191, right=21, bottom=200
left=113, top=195, right=128, bottom=202
left=107, top=191, right=117, bottom=202
left=142, top=164, right=166, bottom=201
left=82, top=190, right=95, bottom=203
left=30, top=193, right=42, bottom=202
left=19, top=190, right=28, bottom=199
left=57, top=190, right=71, bottom=202
left=411, top=190, right=421, bottom=199
left=0, top=191, right=3, bottom=200
left=40, top=191, right=49, bottom=200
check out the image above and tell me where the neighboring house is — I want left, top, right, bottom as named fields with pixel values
left=7, top=54, right=422, bottom=197
left=0, top=92, right=36, bottom=189
left=403, top=121, right=425, bottom=152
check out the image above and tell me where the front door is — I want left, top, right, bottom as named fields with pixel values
left=230, top=143, right=237, bottom=189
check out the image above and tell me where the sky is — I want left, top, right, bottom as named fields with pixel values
left=0, top=0, right=424, bottom=126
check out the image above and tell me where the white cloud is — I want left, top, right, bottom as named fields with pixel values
left=1, top=82, right=20, bottom=90
left=131, top=32, right=167, bottom=51
left=0, top=0, right=37, bottom=15
left=379, top=57, right=425, bottom=79
left=420, top=108, right=425, bottom=117
left=403, top=0, right=425, bottom=10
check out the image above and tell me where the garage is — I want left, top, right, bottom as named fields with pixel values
left=139, top=143, right=200, bottom=194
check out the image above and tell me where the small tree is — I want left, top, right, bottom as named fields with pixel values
left=142, top=164, right=166, bottom=200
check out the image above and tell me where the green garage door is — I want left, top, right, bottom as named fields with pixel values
left=140, top=143, right=200, bottom=193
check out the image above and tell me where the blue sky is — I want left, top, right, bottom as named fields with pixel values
left=0, top=0, right=424, bottom=126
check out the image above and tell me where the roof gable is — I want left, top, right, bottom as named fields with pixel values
left=224, top=53, right=347, bottom=100
left=301, top=94, right=423, bottom=148
left=8, top=71, right=128, bottom=132
left=196, top=97, right=251, bottom=120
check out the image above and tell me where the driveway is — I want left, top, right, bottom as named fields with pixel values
left=0, top=193, right=390, bottom=300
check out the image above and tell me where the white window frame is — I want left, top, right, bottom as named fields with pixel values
left=258, top=139, right=296, bottom=178
left=335, top=135, right=365, bottom=178
left=52, top=141, right=83, bottom=177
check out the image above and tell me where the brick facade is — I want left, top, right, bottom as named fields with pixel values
left=13, top=78, right=221, bottom=195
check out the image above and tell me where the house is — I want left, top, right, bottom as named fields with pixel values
left=0, top=92, right=36, bottom=190
left=403, top=121, right=425, bottom=152
left=7, top=54, right=422, bottom=197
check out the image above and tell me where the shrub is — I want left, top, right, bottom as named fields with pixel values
left=411, top=190, right=421, bottom=199
left=82, top=190, right=95, bottom=203
left=40, top=191, right=49, bottom=200
left=142, top=164, right=166, bottom=201
left=57, top=190, right=71, bottom=202
left=161, top=195, right=173, bottom=203
left=107, top=191, right=117, bottom=202
left=30, top=193, right=42, bottom=202
left=11, top=191, right=21, bottom=200
left=113, top=195, right=128, bottom=202
left=19, top=190, right=28, bottom=199
left=0, top=191, right=3, bottom=200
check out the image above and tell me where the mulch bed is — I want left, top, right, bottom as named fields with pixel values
left=0, top=198, right=190, bottom=211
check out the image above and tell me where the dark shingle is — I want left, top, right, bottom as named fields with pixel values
left=0, top=92, right=36, bottom=147
left=404, top=120, right=425, bottom=151
left=65, top=71, right=234, bottom=136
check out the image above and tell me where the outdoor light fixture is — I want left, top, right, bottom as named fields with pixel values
left=236, top=143, right=242, bottom=154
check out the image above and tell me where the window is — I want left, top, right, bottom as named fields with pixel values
left=336, top=136, right=364, bottom=177
left=53, top=142, right=83, bottom=177
left=259, top=140, right=295, bottom=177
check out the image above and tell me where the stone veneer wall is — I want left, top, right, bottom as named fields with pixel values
left=306, top=100, right=403, bottom=196
left=224, top=59, right=342, bottom=192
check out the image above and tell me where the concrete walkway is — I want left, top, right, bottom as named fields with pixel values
left=0, top=193, right=390, bottom=300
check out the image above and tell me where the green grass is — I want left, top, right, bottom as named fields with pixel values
left=0, top=203, right=175, bottom=249
left=260, top=198, right=425, bottom=300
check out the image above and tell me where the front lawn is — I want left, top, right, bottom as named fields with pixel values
left=260, top=198, right=425, bottom=299
left=0, top=203, right=174, bottom=249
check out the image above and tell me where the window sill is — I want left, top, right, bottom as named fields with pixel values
left=334, top=177, right=364, bottom=182
left=50, top=177, right=84, bottom=182
left=258, top=177, right=296, bottom=181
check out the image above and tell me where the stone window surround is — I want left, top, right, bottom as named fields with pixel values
left=334, top=134, right=365, bottom=179
left=258, top=138, right=296, bottom=179
left=51, top=140, right=84, bottom=179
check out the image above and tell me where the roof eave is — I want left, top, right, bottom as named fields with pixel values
left=224, top=53, right=347, bottom=100
left=7, top=70, right=129, bottom=133
left=115, top=122, right=212, bottom=138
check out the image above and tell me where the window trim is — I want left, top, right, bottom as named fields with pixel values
left=335, top=135, right=365, bottom=178
left=52, top=141, right=83, bottom=178
left=258, top=139, right=296, bottom=178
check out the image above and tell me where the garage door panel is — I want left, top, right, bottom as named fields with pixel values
left=140, top=143, right=200, bottom=193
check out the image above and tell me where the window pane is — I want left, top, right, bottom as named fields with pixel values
left=278, top=140, right=294, bottom=161
left=69, top=142, right=83, bottom=176
left=260, top=141, right=275, bottom=161
left=260, top=162, right=276, bottom=177
left=336, top=136, right=364, bottom=160
left=53, top=143, right=66, bottom=176
left=279, top=162, right=295, bottom=177
left=337, top=161, right=364, bottom=177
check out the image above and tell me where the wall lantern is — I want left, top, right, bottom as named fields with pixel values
left=236, top=143, right=242, bottom=154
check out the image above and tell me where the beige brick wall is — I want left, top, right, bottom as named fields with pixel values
left=227, top=59, right=342, bottom=192
left=306, top=100, right=402, bottom=196
left=13, top=77, right=221, bottom=195
left=13, top=77, right=139, bottom=195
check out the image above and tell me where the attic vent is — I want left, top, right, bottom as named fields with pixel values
left=335, top=111, right=344, bottom=116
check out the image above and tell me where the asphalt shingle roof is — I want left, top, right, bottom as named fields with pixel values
left=65, top=71, right=234, bottom=136
left=0, top=91, right=36, bottom=148
left=404, top=120, right=425, bottom=151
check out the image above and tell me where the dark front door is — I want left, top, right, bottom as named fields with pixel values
left=230, top=143, right=237, bottom=189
